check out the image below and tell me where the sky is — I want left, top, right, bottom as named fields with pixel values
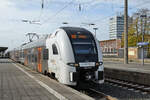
left=0, top=0, right=150, bottom=50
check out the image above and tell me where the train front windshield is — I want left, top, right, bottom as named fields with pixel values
left=68, top=31, right=98, bottom=63
left=73, top=43, right=96, bottom=54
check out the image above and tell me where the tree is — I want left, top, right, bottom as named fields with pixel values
left=121, top=23, right=141, bottom=47
left=122, top=8, right=150, bottom=47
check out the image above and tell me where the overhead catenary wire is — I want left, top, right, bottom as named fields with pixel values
left=41, top=0, right=74, bottom=25
left=130, top=0, right=150, bottom=10
left=82, top=0, right=150, bottom=38
left=29, top=0, right=149, bottom=27
left=37, top=0, right=51, bottom=21
left=39, top=0, right=115, bottom=25
left=40, top=0, right=105, bottom=25
left=91, top=0, right=150, bottom=24
left=38, top=0, right=44, bottom=20
left=32, top=0, right=45, bottom=23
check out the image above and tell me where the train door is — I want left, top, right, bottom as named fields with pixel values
left=24, top=50, right=28, bottom=66
left=37, top=47, right=42, bottom=73
left=34, top=48, right=38, bottom=71
left=52, top=43, right=61, bottom=78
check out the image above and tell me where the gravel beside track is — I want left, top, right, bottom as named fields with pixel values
left=96, top=83, right=150, bottom=100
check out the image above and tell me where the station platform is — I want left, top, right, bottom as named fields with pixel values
left=0, top=59, right=94, bottom=100
left=104, top=61, right=150, bottom=73
left=104, top=61, right=150, bottom=86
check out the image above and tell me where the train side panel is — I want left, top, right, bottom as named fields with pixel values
left=23, top=46, right=48, bottom=74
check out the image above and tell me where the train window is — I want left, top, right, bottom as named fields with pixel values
left=52, top=44, right=58, bottom=55
left=43, top=49, right=49, bottom=60
left=22, top=52, right=25, bottom=58
left=32, top=54, right=34, bottom=62
left=28, top=55, right=30, bottom=62
left=35, top=55, right=37, bottom=62
left=55, top=31, right=58, bottom=36
left=73, top=44, right=97, bottom=54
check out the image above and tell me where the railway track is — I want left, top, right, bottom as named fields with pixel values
left=105, top=77, right=150, bottom=94
left=79, top=88, right=117, bottom=100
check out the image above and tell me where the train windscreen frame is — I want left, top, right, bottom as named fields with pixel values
left=63, top=27, right=98, bottom=63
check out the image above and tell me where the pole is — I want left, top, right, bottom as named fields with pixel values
left=93, top=28, right=98, bottom=37
left=124, top=0, right=128, bottom=64
left=95, top=30, right=96, bottom=37
left=142, top=46, right=144, bottom=65
left=142, top=19, right=144, bottom=66
left=140, top=15, right=146, bottom=66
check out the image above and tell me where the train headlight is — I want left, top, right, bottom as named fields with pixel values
left=96, top=62, right=103, bottom=66
left=67, top=63, right=79, bottom=67
left=74, top=64, right=79, bottom=67
left=69, top=72, right=73, bottom=82
left=67, top=63, right=74, bottom=66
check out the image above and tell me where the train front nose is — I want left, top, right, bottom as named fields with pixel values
left=81, top=70, right=95, bottom=81
left=85, top=72, right=92, bottom=80
left=75, top=62, right=103, bottom=82
left=68, top=62, right=101, bottom=81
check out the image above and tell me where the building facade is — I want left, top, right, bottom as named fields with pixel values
left=109, top=15, right=124, bottom=39
left=99, top=39, right=121, bottom=56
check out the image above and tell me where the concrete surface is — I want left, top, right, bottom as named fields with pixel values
left=104, top=61, right=150, bottom=86
left=103, top=58, right=150, bottom=64
left=16, top=61, right=94, bottom=100
left=0, top=59, right=95, bottom=100
left=104, top=61, right=150, bottom=73
left=0, top=59, right=58, bottom=100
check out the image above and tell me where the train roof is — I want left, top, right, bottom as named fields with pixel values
left=60, top=27, right=90, bottom=33
left=22, top=38, right=46, bottom=49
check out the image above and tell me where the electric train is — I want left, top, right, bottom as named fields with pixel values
left=9, top=27, right=104, bottom=86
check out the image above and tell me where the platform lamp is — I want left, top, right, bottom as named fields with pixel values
left=62, top=22, right=68, bottom=26
left=81, top=23, right=95, bottom=27
left=62, top=22, right=68, bottom=24
left=93, top=28, right=98, bottom=37
left=140, top=14, right=147, bottom=66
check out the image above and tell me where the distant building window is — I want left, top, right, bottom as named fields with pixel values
left=105, top=48, right=107, bottom=52
left=52, top=44, right=58, bottom=55
left=111, top=48, right=113, bottom=53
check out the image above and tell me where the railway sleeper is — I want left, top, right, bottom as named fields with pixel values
left=105, top=78, right=150, bottom=94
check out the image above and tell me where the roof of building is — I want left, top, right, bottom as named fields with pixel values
left=99, top=39, right=121, bottom=42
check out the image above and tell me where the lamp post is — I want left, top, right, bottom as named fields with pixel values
left=93, top=28, right=98, bottom=37
left=140, top=15, right=147, bottom=66
left=81, top=23, right=95, bottom=27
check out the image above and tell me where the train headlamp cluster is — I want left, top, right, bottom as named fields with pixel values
left=67, top=63, right=79, bottom=67
left=67, top=62, right=103, bottom=67
left=96, top=62, right=103, bottom=66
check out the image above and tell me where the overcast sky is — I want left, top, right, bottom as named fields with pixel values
left=0, top=0, right=150, bottom=50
